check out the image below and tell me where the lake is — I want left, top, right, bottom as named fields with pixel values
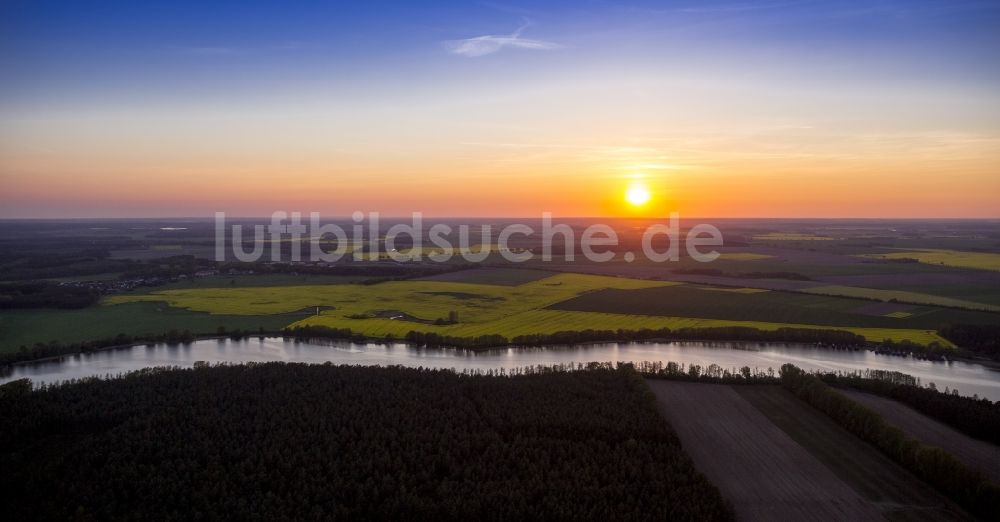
left=3, top=338, right=999, bottom=400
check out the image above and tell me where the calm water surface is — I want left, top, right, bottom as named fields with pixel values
left=3, top=338, right=999, bottom=400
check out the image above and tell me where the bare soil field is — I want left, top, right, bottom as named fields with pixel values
left=735, top=386, right=970, bottom=521
left=838, top=388, right=1000, bottom=484
left=649, top=381, right=971, bottom=521
left=647, top=381, right=883, bottom=521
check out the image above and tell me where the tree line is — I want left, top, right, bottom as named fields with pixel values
left=285, top=324, right=870, bottom=350
left=818, top=369, right=1000, bottom=445
left=0, top=323, right=876, bottom=369
left=1, top=329, right=214, bottom=366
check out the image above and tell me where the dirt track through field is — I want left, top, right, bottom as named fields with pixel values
left=839, top=388, right=1000, bottom=484
left=647, top=381, right=882, bottom=521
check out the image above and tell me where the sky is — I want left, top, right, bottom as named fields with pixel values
left=1, top=0, right=998, bottom=218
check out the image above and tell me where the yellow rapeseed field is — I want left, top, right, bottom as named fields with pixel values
left=109, top=272, right=952, bottom=346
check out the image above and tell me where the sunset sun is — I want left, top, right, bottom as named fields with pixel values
left=625, top=183, right=651, bottom=206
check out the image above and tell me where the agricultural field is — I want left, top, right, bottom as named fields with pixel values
left=106, top=273, right=953, bottom=346
left=717, top=252, right=774, bottom=261
left=304, top=309, right=948, bottom=345
left=108, top=273, right=672, bottom=318
left=649, top=381, right=970, bottom=521
left=548, top=285, right=996, bottom=331
left=752, top=232, right=836, bottom=241
left=649, top=381, right=880, bottom=521
left=837, top=389, right=1000, bottom=484
left=415, top=266, right=555, bottom=286
left=0, top=302, right=294, bottom=351
left=538, top=241, right=1000, bottom=311
left=859, top=249, right=1000, bottom=272
left=3, top=219, right=999, bottom=356
left=157, top=274, right=374, bottom=290
left=799, top=285, right=1000, bottom=312
left=732, top=385, right=971, bottom=521
left=542, top=250, right=1000, bottom=311
left=813, top=272, right=1000, bottom=307
left=534, top=220, right=1000, bottom=313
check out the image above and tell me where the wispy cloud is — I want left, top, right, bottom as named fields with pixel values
left=444, top=20, right=561, bottom=57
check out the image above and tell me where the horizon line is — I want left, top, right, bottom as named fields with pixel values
left=2, top=216, right=999, bottom=221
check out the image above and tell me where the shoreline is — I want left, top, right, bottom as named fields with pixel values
left=4, top=333, right=996, bottom=371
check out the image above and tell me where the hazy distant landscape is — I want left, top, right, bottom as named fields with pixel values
left=3, top=218, right=999, bottom=359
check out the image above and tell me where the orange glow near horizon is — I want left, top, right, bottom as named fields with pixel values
left=2, top=86, right=999, bottom=218
left=2, top=147, right=999, bottom=218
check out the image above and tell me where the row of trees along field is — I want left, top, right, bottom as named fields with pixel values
left=0, top=364, right=732, bottom=521
left=291, top=324, right=869, bottom=349
left=0, top=330, right=204, bottom=366
left=0, top=322, right=883, bottom=368
left=819, top=369, right=1000, bottom=445
left=779, top=364, right=1000, bottom=519
left=273, top=324, right=1000, bottom=362
left=2, top=316, right=971, bottom=371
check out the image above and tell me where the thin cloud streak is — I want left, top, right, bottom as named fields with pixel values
left=444, top=20, right=561, bottom=57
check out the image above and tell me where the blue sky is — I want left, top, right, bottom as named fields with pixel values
left=4, top=0, right=997, bottom=106
left=1, top=0, right=999, bottom=217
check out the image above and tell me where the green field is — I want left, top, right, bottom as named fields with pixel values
left=102, top=273, right=954, bottom=346
left=0, top=302, right=293, bottom=351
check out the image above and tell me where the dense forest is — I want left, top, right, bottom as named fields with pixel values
left=938, top=324, right=1000, bottom=360
left=0, top=281, right=100, bottom=309
left=0, top=364, right=732, bottom=521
